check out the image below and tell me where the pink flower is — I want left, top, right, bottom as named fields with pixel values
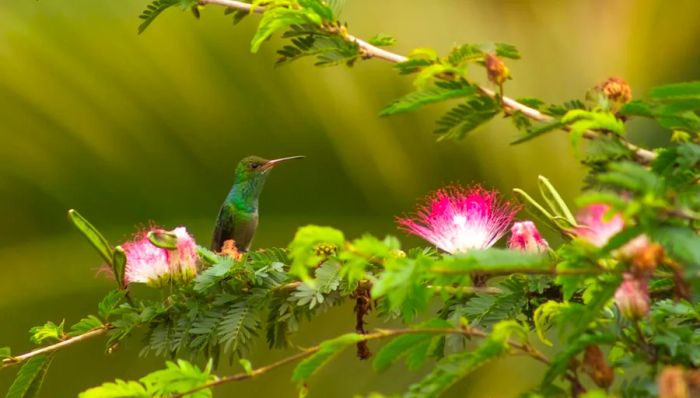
left=574, top=204, right=624, bottom=247
left=122, top=227, right=198, bottom=287
left=397, top=185, right=520, bottom=253
left=614, top=273, right=650, bottom=319
left=508, top=221, right=549, bottom=253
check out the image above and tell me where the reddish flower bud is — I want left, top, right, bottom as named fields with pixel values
left=614, top=273, right=650, bottom=319
left=582, top=345, right=614, bottom=389
left=485, top=53, right=509, bottom=86
left=573, top=204, right=624, bottom=247
left=658, top=366, right=689, bottom=398
left=618, top=235, right=664, bottom=274
left=508, top=221, right=549, bottom=253
left=596, top=77, right=632, bottom=104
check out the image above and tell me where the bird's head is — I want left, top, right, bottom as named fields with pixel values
left=235, top=155, right=304, bottom=185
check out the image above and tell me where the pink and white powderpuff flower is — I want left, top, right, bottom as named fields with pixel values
left=573, top=204, right=624, bottom=247
left=397, top=185, right=521, bottom=254
left=508, top=221, right=549, bottom=253
left=122, top=227, right=198, bottom=287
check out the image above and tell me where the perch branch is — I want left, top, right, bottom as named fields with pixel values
left=1, top=325, right=111, bottom=369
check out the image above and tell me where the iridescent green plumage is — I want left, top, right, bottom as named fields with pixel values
left=211, top=155, right=303, bottom=252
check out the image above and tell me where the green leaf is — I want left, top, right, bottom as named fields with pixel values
left=239, top=359, right=254, bottom=375
left=67, top=209, right=113, bottom=266
left=287, top=225, right=345, bottom=283
left=649, top=81, right=700, bottom=101
left=373, top=319, right=451, bottom=372
left=251, top=8, right=321, bottom=53
left=6, top=354, right=54, bottom=398
left=406, top=321, right=526, bottom=398
left=68, top=316, right=104, bottom=337
left=538, top=175, right=576, bottom=226
left=510, top=120, right=564, bottom=145
left=326, top=0, right=345, bottom=17
left=141, top=359, right=214, bottom=397
left=194, top=256, right=235, bottom=292
left=464, top=275, right=529, bottom=327
left=112, top=246, right=127, bottom=289
left=541, top=332, right=615, bottom=386
left=493, top=42, right=521, bottom=59
left=29, top=321, right=64, bottom=345
left=298, top=0, right=334, bottom=21
left=217, top=301, right=259, bottom=355
left=651, top=227, right=700, bottom=269
left=0, top=347, right=10, bottom=360
left=339, top=234, right=400, bottom=286
left=446, top=44, right=484, bottom=65
left=434, top=95, right=500, bottom=140
left=367, top=33, right=396, bottom=47
left=147, top=230, right=178, bottom=249
left=596, top=161, right=660, bottom=193
left=380, top=81, right=476, bottom=116
left=292, top=333, right=365, bottom=382
left=561, top=110, right=625, bottom=150
left=98, top=290, right=126, bottom=320
left=430, top=249, right=550, bottom=274
left=79, top=380, right=149, bottom=398
left=372, top=256, right=432, bottom=322
left=138, top=0, right=195, bottom=34
left=564, top=276, right=619, bottom=338
left=619, top=100, right=654, bottom=117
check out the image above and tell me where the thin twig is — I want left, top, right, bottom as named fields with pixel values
left=429, top=267, right=608, bottom=276
left=1, top=325, right=112, bottom=369
left=275, top=280, right=502, bottom=295
left=171, top=326, right=550, bottom=398
left=197, top=0, right=657, bottom=163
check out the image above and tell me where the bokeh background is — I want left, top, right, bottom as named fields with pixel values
left=1, top=0, right=698, bottom=396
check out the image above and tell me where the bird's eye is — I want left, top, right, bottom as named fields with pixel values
left=250, top=163, right=259, bottom=170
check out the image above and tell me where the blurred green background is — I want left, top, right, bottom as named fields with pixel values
left=1, top=0, right=698, bottom=396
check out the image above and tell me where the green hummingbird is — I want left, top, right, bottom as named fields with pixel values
left=211, top=155, right=304, bottom=253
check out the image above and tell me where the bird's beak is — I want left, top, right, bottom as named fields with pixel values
left=261, top=155, right=304, bottom=170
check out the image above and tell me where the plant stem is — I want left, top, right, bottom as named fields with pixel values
left=429, top=266, right=608, bottom=276
left=1, top=325, right=111, bottom=369
left=171, top=325, right=550, bottom=397
left=275, top=280, right=502, bottom=295
left=197, top=0, right=657, bottom=164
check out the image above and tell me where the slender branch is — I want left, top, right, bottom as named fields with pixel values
left=197, top=0, right=657, bottom=163
left=275, top=280, right=502, bottom=295
left=171, top=325, right=550, bottom=398
left=429, top=266, right=608, bottom=276
left=1, top=325, right=111, bottom=369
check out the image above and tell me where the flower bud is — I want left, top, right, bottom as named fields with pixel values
left=485, top=53, right=509, bottom=86
left=582, top=345, right=614, bottom=388
left=596, top=77, right=632, bottom=104
left=508, top=221, right=549, bottom=253
left=614, top=273, right=650, bottom=319
left=658, top=366, right=689, bottom=398
left=617, top=235, right=664, bottom=274
left=314, top=243, right=337, bottom=256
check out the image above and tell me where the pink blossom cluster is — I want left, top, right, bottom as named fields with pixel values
left=396, top=184, right=547, bottom=254
left=121, top=227, right=198, bottom=287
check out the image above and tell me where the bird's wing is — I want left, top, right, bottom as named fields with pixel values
left=232, top=213, right=258, bottom=252
left=211, top=206, right=233, bottom=251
